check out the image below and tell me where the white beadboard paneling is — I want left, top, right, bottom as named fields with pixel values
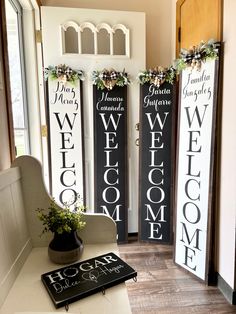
left=0, top=166, right=31, bottom=309
left=0, top=168, right=21, bottom=192
left=11, top=181, right=29, bottom=244
left=0, top=187, right=21, bottom=262
left=0, top=218, right=11, bottom=283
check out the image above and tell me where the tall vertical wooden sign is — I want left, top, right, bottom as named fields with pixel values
left=46, top=70, right=85, bottom=207
left=174, top=56, right=219, bottom=281
left=139, top=79, right=176, bottom=243
left=93, top=85, right=128, bottom=243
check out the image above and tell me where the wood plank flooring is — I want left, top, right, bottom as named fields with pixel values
left=119, top=240, right=236, bottom=314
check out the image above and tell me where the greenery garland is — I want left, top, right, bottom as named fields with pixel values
left=36, top=196, right=86, bottom=235
left=175, top=39, right=220, bottom=72
left=92, top=69, right=130, bottom=90
left=138, top=66, right=176, bottom=87
left=44, top=64, right=84, bottom=85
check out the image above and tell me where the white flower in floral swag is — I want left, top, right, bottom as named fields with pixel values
left=44, top=64, right=84, bottom=85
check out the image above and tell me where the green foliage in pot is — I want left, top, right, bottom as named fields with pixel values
left=36, top=196, right=86, bottom=235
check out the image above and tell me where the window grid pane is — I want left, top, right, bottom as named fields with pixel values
left=14, top=129, right=28, bottom=156
left=5, top=0, right=30, bottom=156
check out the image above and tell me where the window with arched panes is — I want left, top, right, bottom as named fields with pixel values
left=61, top=21, right=130, bottom=57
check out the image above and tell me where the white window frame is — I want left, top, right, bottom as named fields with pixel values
left=17, top=0, right=43, bottom=164
left=6, top=0, right=30, bottom=156
left=60, top=20, right=130, bottom=58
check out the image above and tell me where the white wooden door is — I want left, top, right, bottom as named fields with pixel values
left=41, top=6, right=146, bottom=233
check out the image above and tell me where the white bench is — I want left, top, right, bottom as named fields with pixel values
left=0, top=155, right=131, bottom=314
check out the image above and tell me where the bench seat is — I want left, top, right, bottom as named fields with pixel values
left=0, top=156, right=131, bottom=314
left=0, top=244, right=131, bottom=314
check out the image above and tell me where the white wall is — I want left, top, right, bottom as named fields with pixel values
left=217, top=0, right=236, bottom=289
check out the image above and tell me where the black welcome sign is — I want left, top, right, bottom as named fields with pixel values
left=93, top=86, right=127, bottom=243
left=41, top=252, right=137, bottom=308
left=139, top=82, right=176, bottom=243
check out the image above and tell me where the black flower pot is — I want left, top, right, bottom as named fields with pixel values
left=48, top=231, right=83, bottom=264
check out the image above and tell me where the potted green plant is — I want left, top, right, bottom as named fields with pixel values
left=36, top=196, right=86, bottom=264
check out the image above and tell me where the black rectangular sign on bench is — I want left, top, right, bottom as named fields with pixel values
left=41, top=252, right=137, bottom=308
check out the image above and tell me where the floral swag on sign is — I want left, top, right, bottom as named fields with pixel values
left=137, top=40, right=219, bottom=88
left=44, top=64, right=84, bottom=85
left=175, top=39, right=220, bottom=72
left=138, top=66, right=176, bottom=87
left=92, top=69, right=130, bottom=90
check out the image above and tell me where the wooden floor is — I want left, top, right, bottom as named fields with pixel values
left=119, top=240, right=236, bottom=314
